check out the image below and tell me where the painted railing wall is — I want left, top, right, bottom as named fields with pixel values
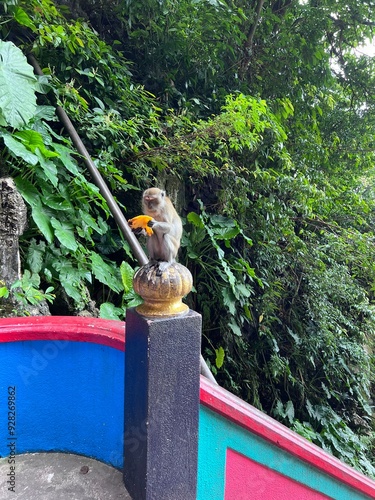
left=0, top=317, right=374, bottom=499
left=0, top=317, right=125, bottom=467
left=199, top=377, right=375, bottom=500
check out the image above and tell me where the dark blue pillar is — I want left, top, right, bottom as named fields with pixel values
left=124, top=308, right=202, bottom=500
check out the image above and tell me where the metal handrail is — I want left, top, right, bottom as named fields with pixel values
left=27, top=54, right=148, bottom=267
left=27, top=54, right=217, bottom=385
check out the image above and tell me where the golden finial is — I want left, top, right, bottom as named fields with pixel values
left=133, top=262, right=192, bottom=317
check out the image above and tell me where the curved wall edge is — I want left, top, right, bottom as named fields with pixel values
left=0, top=316, right=125, bottom=351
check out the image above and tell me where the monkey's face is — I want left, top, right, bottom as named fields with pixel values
left=142, top=188, right=165, bottom=213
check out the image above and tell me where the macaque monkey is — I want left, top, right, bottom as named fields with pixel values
left=141, top=187, right=183, bottom=269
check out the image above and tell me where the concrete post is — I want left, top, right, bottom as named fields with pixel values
left=123, top=264, right=201, bottom=500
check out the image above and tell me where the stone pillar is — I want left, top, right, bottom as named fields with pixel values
left=123, top=262, right=201, bottom=500
left=0, top=178, right=27, bottom=287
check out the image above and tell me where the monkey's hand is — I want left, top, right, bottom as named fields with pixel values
left=128, top=215, right=154, bottom=236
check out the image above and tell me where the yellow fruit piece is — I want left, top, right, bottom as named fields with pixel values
left=128, top=215, right=154, bottom=236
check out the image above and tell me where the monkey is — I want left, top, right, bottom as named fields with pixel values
left=141, top=187, right=183, bottom=270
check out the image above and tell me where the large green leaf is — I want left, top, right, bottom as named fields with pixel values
left=50, top=218, right=78, bottom=251
left=13, top=6, right=37, bottom=31
left=14, top=183, right=53, bottom=245
left=27, top=240, right=46, bottom=274
left=14, top=176, right=40, bottom=206
left=90, top=252, right=123, bottom=293
left=99, top=302, right=123, bottom=321
left=35, top=153, right=59, bottom=188
left=0, top=132, right=38, bottom=165
left=14, top=130, right=59, bottom=158
left=120, top=261, right=134, bottom=293
left=53, top=143, right=80, bottom=175
left=0, top=41, right=37, bottom=128
left=31, top=203, right=54, bottom=243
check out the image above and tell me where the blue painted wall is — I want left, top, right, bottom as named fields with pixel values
left=0, top=340, right=124, bottom=468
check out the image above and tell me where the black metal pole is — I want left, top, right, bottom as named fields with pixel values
left=27, top=54, right=148, bottom=267
left=27, top=53, right=217, bottom=385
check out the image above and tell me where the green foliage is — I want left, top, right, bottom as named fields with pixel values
left=115, top=0, right=246, bottom=109
left=0, top=26, right=145, bottom=315
left=11, top=270, right=55, bottom=305
left=0, top=41, right=37, bottom=127
left=2, top=0, right=375, bottom=477
left=183, top=204, right=258, bottom=384
left=0, top=285, right=9, bottom=299
left=171, top=72, right=375, bottom=476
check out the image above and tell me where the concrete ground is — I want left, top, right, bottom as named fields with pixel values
left=0, top=452, right=131, bottom=499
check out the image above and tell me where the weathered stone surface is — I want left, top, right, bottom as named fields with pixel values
left=0, top=178, right=50, bottom=317
left=0, top=178, right=27, bottom=287
left=0, top=177, right=27, bottom=235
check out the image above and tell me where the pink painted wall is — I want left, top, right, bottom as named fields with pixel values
left=225, top=449, right=332, bottom=500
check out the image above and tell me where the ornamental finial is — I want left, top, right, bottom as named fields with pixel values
left=133, top=262, right=192, bottom=317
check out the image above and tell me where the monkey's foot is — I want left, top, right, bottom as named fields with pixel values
left=146, top=260, right=172, bottom=276
left=156, top=260, right=172, bottom=274
left=133, top=261, right=193, bottom=317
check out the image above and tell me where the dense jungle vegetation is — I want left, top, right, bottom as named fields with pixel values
left=1, top=0, right=375, bottom=475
